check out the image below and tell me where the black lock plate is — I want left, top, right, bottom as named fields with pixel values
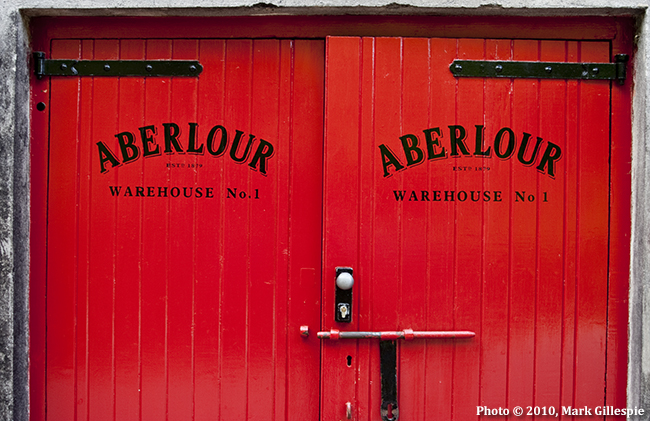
left=335, top=267, right=353, bottom=323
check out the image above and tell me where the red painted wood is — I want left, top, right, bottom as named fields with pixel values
left=322, top=36, right=361, bottom=421
left=31, top=20, right=632, bottom=421
left=39, top=36, right=324, bottom=421
left=323, top=35, right=620, bottom=421
left=140, top=39, right=172, bottom=421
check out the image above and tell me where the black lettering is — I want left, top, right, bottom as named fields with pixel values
left=183, top=187, right=193, bottom=198
left=471, top=191, right=481, bottom=201
left=163, top=123, right=184, bottom=154
left=171, top=187, right=180, bottom=197
left=409, top=191, right=419, bottom=201
left=97, top=142, right=121, bottom=173
left=124, top=186, right=133, bottom=197
left=536, top=142, right=562, bottom=178
left=147, top=187, right=155, bottom=197
left=195, top=187, right=203, bottom=198
left=400, top=134, right=424, bottom=166
left=158, top=187, right=168, bottom=197
left=108, top=186, right=122, bottom=196
left=517, top=133, right=543, bottom=166
left=432, top=191, right=441, bottom=201
left=116, top=131, right=140, bottom=164
left=494, top=127, right=515, bottom=159
left=135, top=187, right=145, bottom=197
left=186, top=123, right=204, bottom=154
left=227, top=188, right=237, bottom=198
left=393, top=190, right=407, bottom=201
left=423, top=127, right=446, bottom=160
left=379, top=144, right=405, bottom=177
left=206, top=188, right=214, bottom=198
left=206, top=125, right=228, bottom=156
left=230, top=131, right=255, bottom=163
left=515, top=191, right=525, bottom=202
left=445, top=191, right=455, bottom=201
left=421, top=191, right=430, bottom=201
left=457, top=191, right=467, bottom=201
left=139, top=125, right=160, bottom=157
left=473, top=125, right=491, bottom=156
left=449, top=125, right=471, bottom=157
left=249, top=139, right=274, bottom=175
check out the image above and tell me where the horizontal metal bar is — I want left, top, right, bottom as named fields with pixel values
left=450, top=54, right=628, bottom=84
left=34, top=52, right=202, bottom=78
left=317, top=328, right=475, bottom=341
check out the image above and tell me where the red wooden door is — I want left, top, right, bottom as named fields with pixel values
left=33, top=30, right=629, bottom=421
left=36, top=38, right=324, bottom=420
left=322, top=36, right=626, bottom=420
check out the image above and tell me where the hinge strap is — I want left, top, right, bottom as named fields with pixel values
left=33, top=52, right=203, bottom=79
left=450, top=54, right=628, bottom=85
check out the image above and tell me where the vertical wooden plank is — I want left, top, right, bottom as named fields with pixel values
left=534, top=40, right=566, bottom=413
left=140, top=39, right=172, bottom=421
left=75, top=38, right=95, bottom=421
left=357, top=36, right=376, bottom=421
left=506, top=39, right=538, bottom=417
left=424, top=37, right=457, bottom=421
left=371, top=37, right=402, bottom=331
left=113, top=39, right=145, bottom=421
left=322, top=36, right=361, bottom=421
left=573, top=41, right=610, bottom=410
left=273, top=39, right=292, bottom=421
left=221, top=39, right=252, bottom=420
left=194, top=38, right=225, bottom=421
left=247, top=39, right=280, bottom=421
left=480, top=38, right=512, bottom=416
left=453, top=37, right=484, bottom=421
left=284, top=38, right=324, bottom=421
left=398, top=37, right=430, bottom=421
left=370, top=37, right=403, bottom=421
left=560, top=41, right=579, bottom=420
left=46, top=39, right=82, bottom=421
left=166, top=39, right=200, bottom=421
left=87, top=39, right=120, bottom=421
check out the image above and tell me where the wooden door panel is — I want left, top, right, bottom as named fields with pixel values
left=323, top=36, right=616, bottom=420
left=44, top=38, right=324, bottom=421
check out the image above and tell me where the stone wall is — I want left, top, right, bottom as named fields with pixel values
left=1, top=3, right=647, bottom=420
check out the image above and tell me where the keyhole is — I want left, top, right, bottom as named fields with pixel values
left=386, top=403, right=395, bottom=420
left=346, top=355, right=352, bottom=367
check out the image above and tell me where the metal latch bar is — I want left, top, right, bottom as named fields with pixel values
left=316, top=328, right=475, bottom=340
left=450, top=53, right=628, bottom=85
left=33, top=52, right=203, bottom=79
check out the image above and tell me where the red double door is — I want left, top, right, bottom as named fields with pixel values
left=33, top=34, right=627, bottom=420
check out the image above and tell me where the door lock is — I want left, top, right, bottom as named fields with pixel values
left=335, top=267, right=354, bottom=323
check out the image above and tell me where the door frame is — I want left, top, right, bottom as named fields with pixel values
left=30, top=15, right=633, bottom=420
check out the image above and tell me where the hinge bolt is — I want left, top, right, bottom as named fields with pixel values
left=454, top=63, right=462, bottom=72
left=146, top=64, right=153, bottom=72
left=60, top=63, right=68, bottom=71
left=545, top=66, right=552, bottom=73
left=495, top=64, right=503, bottom=73
left=592, top=67, right=599, bottom=74
left=104, top=64, right=111, bottom=72
left=189, top=65, right=198, bottom=73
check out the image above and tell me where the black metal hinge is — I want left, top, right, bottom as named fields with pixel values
left=33, top=52, right=203, bottom=79
left=450, top=53, right=628, bottom=85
